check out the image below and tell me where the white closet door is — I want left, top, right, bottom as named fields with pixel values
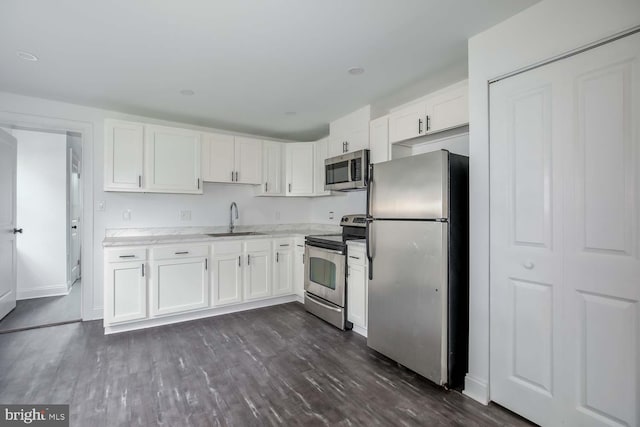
left=490, top=32, right=639, bottom=427
left=562, top=32, right=639, bottom=427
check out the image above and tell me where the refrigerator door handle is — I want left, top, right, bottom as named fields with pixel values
left=366, top=163, right=374, bottom=280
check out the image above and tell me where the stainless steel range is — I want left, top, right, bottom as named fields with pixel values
left=304, top=214, right=366, bottom=330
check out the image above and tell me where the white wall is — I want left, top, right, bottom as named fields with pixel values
left=466, top=0, right=640, bottom=404
left=15, top=129, right=68, bottom=299
left=309, top=192, right=367, bottom=224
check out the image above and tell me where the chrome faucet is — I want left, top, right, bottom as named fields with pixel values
left=229, top=202, right=239, bottom=233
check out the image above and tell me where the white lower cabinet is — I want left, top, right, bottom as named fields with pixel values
left=104, top=249, right=147, bottom=325
left=293, top=239, right=305, bottom=298
left=243, top=240, right=272, bottom=300
left=212, top=251, right=243, bottom=306
left=273, top=239, right=293, bottom=296
left=150, top=245, right=209, bottom=316
left=347, top=243, right=368, bottom=333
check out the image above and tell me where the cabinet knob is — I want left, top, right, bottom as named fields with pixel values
left=523, top=261, right=535, bottom=270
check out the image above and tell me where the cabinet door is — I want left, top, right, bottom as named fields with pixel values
left=104, top=261, right=147, bottom=324
left=347, top=262, right=367, bottom=329
left=314, top=138, right=330, bottom=195
left=344, top=126, right=369, bottom=154
left=426, top=83, right=469, bottom=134
left=152, top=256, right=209, bottom=316
left=202, top=133, right=235, bottom=183
left=273, top=249, right=293, bottom=296
left=104, top=120, right=144, bottom=191
left=244, top=250, right=271, bottom=300
left=293, top=245, right=305, bottom=298
left=388, top=102, right=426, bottom=143
left=212, top=252, right=243, bottom=306
left=145, top=125, right=202, bottom=193
left=260, top=141, right=282, bottom=195
left=327, top=138, right=345, bottom=158
left=369, top=116, right=390, bottom=164
left=286, top=143, right=314, bottom=196
left=235, top=137, right=262, bottom=184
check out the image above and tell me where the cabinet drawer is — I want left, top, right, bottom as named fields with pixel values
left=347, top=244, right=366, bottom=266
left=294, top=238, right=305, bottom=250
left=245, top=239, right=271, bottom=252
left=213, top=241, right=243, bottom=254
left=273, top=238, right=292, bottom=248
left=106, top=248, right=147, bottom=263
left=152, top=245, right=209, bottom=260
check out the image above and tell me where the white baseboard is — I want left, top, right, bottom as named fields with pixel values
left=352, top=324, right=367, bottom=338
left=104, top=294, right=300, bottom=334
left=17, top=284, right=69, bottom=300
left=463, top=373, right=490, bottom=404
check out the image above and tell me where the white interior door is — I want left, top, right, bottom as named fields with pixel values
left=490, top=32, right=640, bottom=426
left=0, top=129, right=17, bottom=321
left=69, top=148, right=81, bottom=283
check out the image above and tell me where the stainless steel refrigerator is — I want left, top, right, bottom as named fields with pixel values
left=366, top=150, right=468, bottom=389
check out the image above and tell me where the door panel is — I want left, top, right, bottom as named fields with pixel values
left=235, top=137, right=262, bottom=184
left=286, top=143, right=314, bottom=195
left=273, top=250, right=292, bottom=296
left=145, top=126, right=201, bottom=193
left=427, top=83, right=469, bottom=134
left=212, top=253, right=242, bottom=306
left=368, top=220, right=447, bottom=385
left=0, top=129, right=17, bottom=321
left=388, top=102, right=425, bottom=143
left=244, top=251, right=271, bottom=300
left=261, top=141, right=282, bottom=194
left=371, top=150, right=448, bottom=219
left=104, top=120, right=144, bottom=190
left=152, top=257, right=209, bottom=316
left=490, top=31, right=640, bottom=427
left=203, top=133, right=235, bottom=183
left=105, top=261, right=147, bottom=324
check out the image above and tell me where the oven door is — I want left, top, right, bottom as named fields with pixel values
left=304, top=245, right=346, bottom=307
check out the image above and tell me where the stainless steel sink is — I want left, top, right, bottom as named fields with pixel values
left=206, top=231, right=265, bottom=237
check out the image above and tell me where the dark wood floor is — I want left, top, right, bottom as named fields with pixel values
left=0, top=281, right=81, bottom=333
left=0, top=302, right=531, bottom=426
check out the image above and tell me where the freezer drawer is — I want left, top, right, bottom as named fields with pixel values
left=367, top=220, right=448, bottom=385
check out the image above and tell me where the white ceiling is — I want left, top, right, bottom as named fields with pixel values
left=0, top=0, right=537, bottom=140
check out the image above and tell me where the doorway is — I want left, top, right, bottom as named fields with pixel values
left=0, top=127, right=83, bottom=333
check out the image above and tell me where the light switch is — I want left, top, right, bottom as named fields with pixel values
left=329, top=211, right=334, bottom=220
left=122, top=209, right=131, bottom=221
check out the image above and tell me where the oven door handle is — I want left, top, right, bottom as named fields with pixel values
left=305, top=293, right=342, bottom=312
left=310, top=247, right=344, bottom=256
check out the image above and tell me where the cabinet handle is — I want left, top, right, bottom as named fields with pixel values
left=349, top=255, right=361, bottom=260
left=426, top=115, right=431, bottom=131
left=265, top=182, right=268, bottom=192
left=138, top=175, right=142, bottom=187
left=248, top=254, right=251, bottom=266
left=119, top=255, right=136, bottom=259
left=296, top=244, right=304, bottom=248
left=197, top=178, right=200, bottom=189
left=238, top=255, right=241, bottom=267
left=418, top=118, right=423, bottom=134
left=288, top=183, right=292, bottom=193
left=279, top=244, right=290, bottom=247
left=276, top=252, right=279, bottom=263
left=235, top=171, right=239, bottom=182
left=141, top=263, right=145, bottom=277
left=231, top=171, right=235, bottom=182
left=345, top=141, right=349, bottom=152
left=175, top=251, right=189, bottom=255
left=205, top=258, right=208, bottom=270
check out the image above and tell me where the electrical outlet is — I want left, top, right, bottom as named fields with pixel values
left=275, top=211, right=281, bottom=220
left=180, top=210, right=192, bottom=221
left=329, top=211, right=334, bottom=220
left=96, top=200, right=106, bottom=211
left=122, top=209, right=131, bottom=221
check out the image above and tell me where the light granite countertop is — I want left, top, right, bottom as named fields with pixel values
left=103, top=224, right=341, bottom=247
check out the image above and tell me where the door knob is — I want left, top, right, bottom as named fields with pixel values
left=13, top=228, right=23, bottom=234
left=523, top=261, right=535, bottom=270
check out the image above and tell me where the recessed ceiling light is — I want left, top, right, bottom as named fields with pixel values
left=16, top=50, right=38, bottom=61
left=180, top=89, right=195, bottom=96
left=284, top=111, right=297, bottom=116
left=347, top=67, right=365, bottom=75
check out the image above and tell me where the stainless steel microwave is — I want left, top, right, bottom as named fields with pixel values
left=324, top=149, right=369, bottom=191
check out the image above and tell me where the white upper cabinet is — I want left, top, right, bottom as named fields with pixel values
left=388, top=80, right=468, bottom=144
left=314, top=138, right=331, bottom=196
left=258, top=141, right=283, bottom=196
left=202, top=132, right=235, bottom=183
left=285, top=142, right=315, bottom=196
left=144, top=125, right=202, bottom=193
left=329, top=105, right=371, bottom=155
left=234, top=137, right=263, bottom=184
left=104, top=120, right=144, bottom=191
left=369, top=116, right=390, bottom=164
left=202, top=134, right=262, bottom=184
